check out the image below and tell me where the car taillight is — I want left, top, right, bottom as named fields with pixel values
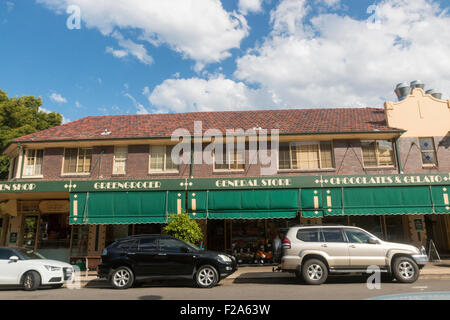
left=282, top=237, right=291, bottom=249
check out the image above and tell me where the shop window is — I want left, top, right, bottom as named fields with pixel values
left=384, top=216, right=405, bottom=243
left=149, top=145, right=178, bottom=173
left=230, top=219, right=298, bottom=265
left=419, top=137, right=438, bottom=166
left=278, top=142, right=334, bottom=170
left=63, top=148, right=92, bottom=174
left=348, top=216, right=384, bottom=239
left=361, top=140, right=394, bottom=167
left=21, top=216, right=38, bottom=248
left=9, top=156, right=18, bottom=179
left=213, top=144, right=245, bottom=171
left=23, top=149, right=43, bottom=177
left=70, top=225, right=89, bottom=257
left=37, top=213, right=70, bottom=250
left=113, top=146, right=128, bottom=174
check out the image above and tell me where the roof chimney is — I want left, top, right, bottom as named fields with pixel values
left=425, top=89, right=443, bottom=100
left=395, top=83, right=411, bottom=101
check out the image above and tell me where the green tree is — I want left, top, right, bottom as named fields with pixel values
left=163, top=213, right=204, bottom=246
left=0, top=89, right=62, bottom=179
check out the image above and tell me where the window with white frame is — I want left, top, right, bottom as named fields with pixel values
left=419, top=137, right=437, bottom=166
left=63, top=148, right=92, bottom=174
left=278, top=141, right=334, bottom=170
left=149, top=145, right=178, bottom=172
left=113, top=146, right=128, bottom=174
left=361, top=140, right=394, bottom=167
left=23, top=149, right=43, bottom=177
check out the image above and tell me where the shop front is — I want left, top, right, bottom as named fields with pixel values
left=1, top=173, right=449, bottom=265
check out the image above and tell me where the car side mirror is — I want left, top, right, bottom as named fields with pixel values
left=181, top=247, right=190, bottom=253
left=367, top=239, right=379, bottom=245
left=9, top=256, right=19, bottom=262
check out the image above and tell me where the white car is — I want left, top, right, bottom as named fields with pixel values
left=0, top=247, right=74, bottom=291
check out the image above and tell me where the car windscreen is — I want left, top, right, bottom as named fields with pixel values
left=16, top=248, right=46, bottom=260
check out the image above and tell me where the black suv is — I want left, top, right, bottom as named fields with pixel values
left=98, top=234, right=237, bottom=289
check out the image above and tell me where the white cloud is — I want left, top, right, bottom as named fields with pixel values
left=148, top=0, right=450, bottom=112
left=49, top=92, right=67, bottom=103
left=125, top=93, right=149, bottom=114
left=75, top=101, right=82, bottom=108
left=238, top=0, right=263, bottom=15
left=37, top=0, right=249, bottom=69
left=106, top=31, right=153, bottom=65
left=149, top=74, right=272, bottom=113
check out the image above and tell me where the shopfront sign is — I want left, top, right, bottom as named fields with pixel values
left=0, top=173, right=449, bottom=195
left=39, top=200, right=70, bottom=213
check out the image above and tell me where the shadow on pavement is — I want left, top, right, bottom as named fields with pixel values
left=84, top=278, right=202, bottom=289
left=139, top=295, right=163, bottom=300
left=230, top=274, right=394, bottom=286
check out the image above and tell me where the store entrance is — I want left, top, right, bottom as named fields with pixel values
left=207, top=220, right=231, bottom=253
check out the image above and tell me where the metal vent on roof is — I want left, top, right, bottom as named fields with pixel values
left=425, top=89, right=443, bottom=100
left=410, top=80, right=425, bottom=90
left=395, top=83, right=411, bottom=101
left=101, top=129, right=112, bottom=136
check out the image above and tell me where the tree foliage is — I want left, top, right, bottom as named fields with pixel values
left=163, top=213, right=204, bottom=246
left=0, top=89, right=63, bottom=178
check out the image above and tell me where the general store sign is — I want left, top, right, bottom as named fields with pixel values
left=0, top=173, right=449, bottom=194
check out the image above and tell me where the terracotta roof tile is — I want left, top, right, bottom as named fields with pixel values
left=12, top=107, right=401, bottom=142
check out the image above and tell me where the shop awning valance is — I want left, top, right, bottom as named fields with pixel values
left=69, top=191, right=184, bottom=224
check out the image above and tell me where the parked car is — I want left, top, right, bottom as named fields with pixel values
left=98, top=234, right=238, bottom=289
left=280, top=225, right=428, bottom=285
left=0, top=247, right=74, bottom=291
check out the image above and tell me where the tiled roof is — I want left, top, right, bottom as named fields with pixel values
left=12, top=107, right=401, bottom=143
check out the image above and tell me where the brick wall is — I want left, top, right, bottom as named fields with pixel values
left=398, top=136, right=450, bottom=174
left=19, top=136, right=450, bottom=182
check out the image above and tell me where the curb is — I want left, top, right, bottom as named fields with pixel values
left=73, top=274, right=450, bottom=288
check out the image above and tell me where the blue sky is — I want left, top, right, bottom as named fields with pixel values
left=1, top=0, right=450, bottom=123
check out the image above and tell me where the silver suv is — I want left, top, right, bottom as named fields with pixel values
left=280, top=225, right=428, bottom=285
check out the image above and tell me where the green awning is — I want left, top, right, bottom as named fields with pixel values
left=341, top=186, right=433, bottom=215
left=208, top=211, right=298, bottom=219
left=302, top=210, right=323, bottom=218
left=194, top=189, right=299, bottom=219
left=69, top=191, right=184, bottom=224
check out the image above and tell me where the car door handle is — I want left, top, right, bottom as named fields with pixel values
left=321, top=244, right=328, bottom=248
left=157, top=253, right=167, bottom=256
left=128, top=252, right=136, bottom=255
left=349, top=245, right=356, bottom=248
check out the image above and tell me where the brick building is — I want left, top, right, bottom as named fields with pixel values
left=0, top=85, right=449, bottom=265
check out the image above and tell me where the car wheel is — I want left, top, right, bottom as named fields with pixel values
left=302, top=259, right=328, bottom=285
left=195, top=265, right=219, bottom=289
left=22, top=271, right=41, bottom=291
left=51, top=284, right=64, bottom=289
left=110, top=266, right=134, bottom=289
left=392, top=257, right=419, bottom=283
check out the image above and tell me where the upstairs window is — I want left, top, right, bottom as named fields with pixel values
left=213, top=144, right=245, bottom=171
left=419, top=137, right=437, bottom=166
left=278, top=142, right=334, bottom=170
left=63, top=148, right=92, bottom=174
left=149, top=145, right=178, bottom=173
left=113, top=146, right=128, bottom=174
left=361, top=140, right=394, bottom=167
left=23, top=149, right=43, bottom=177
